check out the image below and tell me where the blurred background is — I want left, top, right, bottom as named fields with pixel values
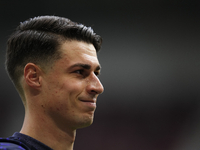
left=0, top=0, right=200, bottom=150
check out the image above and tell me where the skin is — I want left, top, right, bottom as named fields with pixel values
left=20, top=40, right=104, bottom=150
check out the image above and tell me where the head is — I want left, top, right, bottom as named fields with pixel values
left=37, top=40, right=104, bottom=129
left=5, top=16, right=102, bottom=103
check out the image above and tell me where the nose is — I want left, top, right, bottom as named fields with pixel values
left=86, top=73, right=104, bottom=95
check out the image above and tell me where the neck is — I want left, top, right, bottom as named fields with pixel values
left=20, top=108, right=76, bottom=150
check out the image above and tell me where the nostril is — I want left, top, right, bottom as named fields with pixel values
left=91, top=90, right=98, bottom=94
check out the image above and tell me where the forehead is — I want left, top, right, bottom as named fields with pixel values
left=57, top=40, right=99, bottom=66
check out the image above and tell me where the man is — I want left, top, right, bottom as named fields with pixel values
left=0, top=15, right=104, bottom=150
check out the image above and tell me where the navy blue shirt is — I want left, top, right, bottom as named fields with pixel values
left=0, top=132, right=53, bottom=150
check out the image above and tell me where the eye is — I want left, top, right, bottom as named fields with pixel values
left=94, top=71, right=100, bottom=76
left=74, top=69, right=84, bottom=75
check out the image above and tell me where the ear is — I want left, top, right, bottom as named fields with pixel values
left=24, top=63, right=42, bottom=89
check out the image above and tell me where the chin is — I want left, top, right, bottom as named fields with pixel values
left=77, top=115, right=94, bottom=129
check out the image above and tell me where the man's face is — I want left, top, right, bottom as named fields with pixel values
left=41, top=40, right=104, bottom=130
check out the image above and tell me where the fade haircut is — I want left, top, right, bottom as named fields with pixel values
left=5, top=15, right=102, bottom=98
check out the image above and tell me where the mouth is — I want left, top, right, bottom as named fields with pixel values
left=79, top=99, right=97, bottom=109
left=80, top=99, right=96, bottom=103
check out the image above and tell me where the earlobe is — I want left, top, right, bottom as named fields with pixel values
left=24, top=63, right=42, bottom=88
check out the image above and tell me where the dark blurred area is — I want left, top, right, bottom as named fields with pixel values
left=0, top=0, right=200, bottom=150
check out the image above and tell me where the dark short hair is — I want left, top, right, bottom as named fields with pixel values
left=5, top=15, right=102, bottom=95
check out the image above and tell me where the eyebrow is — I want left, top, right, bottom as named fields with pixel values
left=69, top=63, right=101, bottom=71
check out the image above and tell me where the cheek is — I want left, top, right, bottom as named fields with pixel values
left=64, top=79, right=86, bottom=96
left=46, top=83, right=81, bottom=115
left=48, top=80, right=84, bottom=102
left=43, top=76, right=86, bottom=107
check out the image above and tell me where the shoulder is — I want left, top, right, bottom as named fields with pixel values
left=0, top=142, right=26, bottom=150
left=0, top=138, right=28, bottom=150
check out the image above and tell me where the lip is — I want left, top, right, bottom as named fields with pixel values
left=80, top=99, right=96, bottom=103
left=79, top=99, right=96, bottom=108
